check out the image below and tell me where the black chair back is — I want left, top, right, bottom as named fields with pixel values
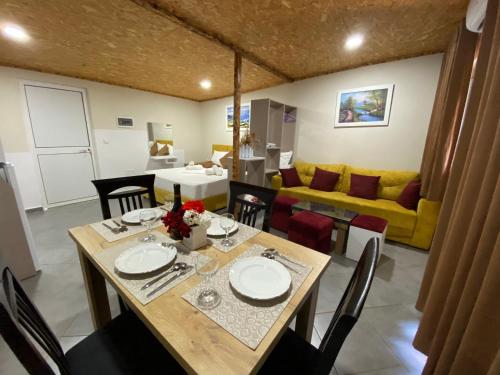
left=92, top=174, right=157, bottom=219
left=315, top=238, right=379, bottom=374
left=0, top=266, right=68, bottom=375
left=227, top=181, right=277, bottom=232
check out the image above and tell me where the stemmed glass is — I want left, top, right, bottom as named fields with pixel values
left=195, top=256, right=221, bottom=309
left=219, top=213, right=235, bottom=247
left=139, top=209, right=158, bottom=242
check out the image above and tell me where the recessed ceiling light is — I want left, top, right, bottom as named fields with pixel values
left=1, top=24, right=30, bottom=43
left=345, top=34, right=363, bottom=50
left=200, top=79, right=212, bottom=89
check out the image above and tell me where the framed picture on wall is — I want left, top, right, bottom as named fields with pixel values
left=225, top=103, right=251, bottom=132
left=334, top=84, right=394, bottom=127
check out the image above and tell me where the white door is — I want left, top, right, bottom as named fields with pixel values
left=24, top=84, right=97, bottom=206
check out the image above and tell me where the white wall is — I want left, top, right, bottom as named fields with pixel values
left=200, top=54, right=443, bottom=171
left=0, top=67, right=203, bottom=209
left=0, top=54, right=441, bottom=208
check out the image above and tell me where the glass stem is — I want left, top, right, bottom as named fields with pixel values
left=203, top=275, right=209, bottom=291
left=225, top=228, right=228, bottom=241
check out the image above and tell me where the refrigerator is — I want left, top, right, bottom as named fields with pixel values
left=0, top=160, right=39, bottom=279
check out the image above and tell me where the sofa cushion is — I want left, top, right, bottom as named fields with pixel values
left=294, top=160, right=346, bottom=190
left=278, top=187, right=416, bottom=237
left=310, top=168, right=340, bottom=192
left=342, top=166, right=420, bottom=200
left=348, top=174, right=380, bottom=200
left=280, top=167, right=302, bottom=187
left=397, top=180, right=421, bottom=210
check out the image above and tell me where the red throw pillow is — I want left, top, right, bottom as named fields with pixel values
left=348, top=173, right=380, bottom=200
left=310, top=167, right=340, bottom=192
left=280, top=167, right=302, bottom=187
left=397, top=180, right=421, bottom=210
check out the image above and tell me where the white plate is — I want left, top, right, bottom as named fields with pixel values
left=114, top=243, right=177, bottom=274
left=206, top=217, right=239, bottom=237
left=229, top=257, right=291, bottom=300
left=121, top=208, right=164, bottom=224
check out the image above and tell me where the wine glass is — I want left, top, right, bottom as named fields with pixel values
left=139, top=209, right=158, bottom=242
left=219, top=213, right=235, bottom=247
left=195, top=256, right=221, bottom=309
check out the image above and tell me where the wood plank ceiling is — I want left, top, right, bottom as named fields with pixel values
left=0, top=0, right=468, bottom=101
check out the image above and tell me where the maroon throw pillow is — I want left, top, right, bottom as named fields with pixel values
left=310, top=167, right=340, bottom=192
left=348, top=173, right=380, bottom=200
left=397, top=180, right=421, bottom=210
left=280, top=167, right=302, bottom=187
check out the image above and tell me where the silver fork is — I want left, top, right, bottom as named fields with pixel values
left=102, top=222, right=120, bottom=234
left=112, top=219, right=128, bottom=232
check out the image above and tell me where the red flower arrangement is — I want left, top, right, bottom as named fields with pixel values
left=161, top=200, right=206, bottom=240
left=182, top=200, right=205, bottom=213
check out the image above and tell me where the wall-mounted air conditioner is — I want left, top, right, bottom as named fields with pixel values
left=466, top=0, right=487, bottom=33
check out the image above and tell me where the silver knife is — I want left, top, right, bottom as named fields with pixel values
left=141, top=265, right=179, bottom=290
left=146, top=266, right=193, bottom=298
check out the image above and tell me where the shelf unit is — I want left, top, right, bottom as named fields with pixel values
left=250, top=99, right=297, bottom=187
left=227, top=156, right=265, bottom=186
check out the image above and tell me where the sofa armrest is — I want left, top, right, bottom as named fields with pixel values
left=412, top=198, right=441, bottom=249
left=272, top=175, right=283, bottom=190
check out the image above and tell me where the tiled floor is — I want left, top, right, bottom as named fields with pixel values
left=0, top=200, right=428, bottom=374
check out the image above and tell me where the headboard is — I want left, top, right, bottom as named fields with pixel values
left=156, top=139, right=174, bottom=146
left=212, top=144, right=232, bottom=153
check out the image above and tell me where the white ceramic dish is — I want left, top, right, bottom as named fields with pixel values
left=121, top=208, right=164, bottom=225
left=206, top=217, right=239, bottom=237
left=114, top=243, right=177, bottom=274
left=229, top=256, right=291, bottom=300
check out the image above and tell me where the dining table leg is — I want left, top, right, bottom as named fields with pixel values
left=77, top=245, right=111, bottom=330
left=294, top=281, right=319, bottom=343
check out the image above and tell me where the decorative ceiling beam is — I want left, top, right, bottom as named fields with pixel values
left=129, top=0, right=294, bottom=83
left=232, top=52, right=242, bottom=181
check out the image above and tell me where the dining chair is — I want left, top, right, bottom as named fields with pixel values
left=92, top=174, right=158, bottom=313
left=91, top=174, right=157, bottom=220
left=0, top=265, right=186, bottom=375
left=227, top=181, right=278, bottom=232
left=258, top=237, right=379, bottom=375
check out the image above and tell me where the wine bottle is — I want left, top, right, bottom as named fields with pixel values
left=172, top=183, right=182, bottom=212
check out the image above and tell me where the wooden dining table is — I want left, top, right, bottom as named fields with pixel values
left=69, top=223, right=331, bottom=375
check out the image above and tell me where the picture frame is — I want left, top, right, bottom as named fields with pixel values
left=225, top=103, right=251, bottom=132
left=334, top=84, right=394, bottom=128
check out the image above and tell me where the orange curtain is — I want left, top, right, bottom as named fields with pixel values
left=413, top=1, right=500, bottom=374
left=419, top=22, right=477, bottom=201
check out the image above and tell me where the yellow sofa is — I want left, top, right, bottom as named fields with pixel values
left=271, top=161, right=441, bottom=250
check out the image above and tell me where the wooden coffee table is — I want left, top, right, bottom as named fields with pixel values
left=291, top=201, right=358, bottom=254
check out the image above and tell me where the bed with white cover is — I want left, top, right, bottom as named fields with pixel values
left=146, top=166, right=228, bottom=211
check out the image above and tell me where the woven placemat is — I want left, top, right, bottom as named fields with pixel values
left=207, top=212, right=261, bottom=253
left=89, top=205, right=171, bottom=242
left=182, top=244, right=312, bottom=349
left=90, top=218, right=164, bottom=242
left=94, top=232, right=210, bottom=305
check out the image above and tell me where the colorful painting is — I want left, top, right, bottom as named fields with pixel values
left=334, top=84, right=394, bottom=127
left=226, top=103, right=251, bottom=131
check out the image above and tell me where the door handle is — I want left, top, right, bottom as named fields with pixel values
left=78, top=149, right=91, bottom=153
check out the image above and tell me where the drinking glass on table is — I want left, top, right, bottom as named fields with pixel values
left=219, top=213, right=235, bottom=247
left=195, top=256, right=221, bottom=309
left=139, top=209, right=158, bottom=242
